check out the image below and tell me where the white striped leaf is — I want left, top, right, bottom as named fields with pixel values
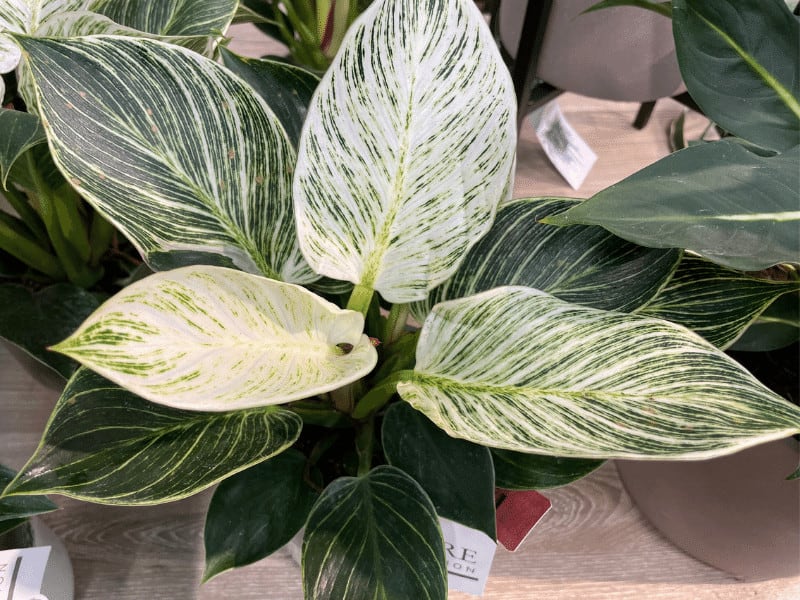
left=3, top=369, right=303, bottom=504
left=302, top=466, right=447, bottom=600
left=87, top=0, right=236, bottom=35
left=0, top=0, right=27, bottom=100
left=51, top=265, right=378, bottom=411
left=397, top=287, right=800, bottom=459
left=19, top=35, right=315, bottom=282
left=294, top=0, right=516, bottom=303
left=544, top=141, right=800, bottom=271
left=412, top=197, right=681, bottom=320
left=636, top=255, right=800, bottom=349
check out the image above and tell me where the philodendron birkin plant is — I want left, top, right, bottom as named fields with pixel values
left=1, top=0, right=799, bottom=597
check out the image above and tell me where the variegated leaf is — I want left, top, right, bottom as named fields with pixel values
left=0, top=0, right=26, bottom=76
left=3, top=369, right=303, bottom=504
left=412, top=197, right=681, bottom=320
left=87, top=0, right=237, bottom=36
left=636, top=255, right=800, bottom=349
left=18, top=35, right=315, bottom=282
left=51, top=265, right=378, bottom=411
left=398, top=287, right=800, bottom=459
left=294, top=0, right=516, bottom=303
left=0, top=108, right=46, bottom=188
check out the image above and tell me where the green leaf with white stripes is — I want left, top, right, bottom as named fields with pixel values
left=2, top=369, right=302, bottom=505
left=302, top=466, right=447, bottom=600
left=219, top=47, right=319, bottom=148
left=398, top=287, right=800, bottom=459
left=0, top=464, right=58, bottom=535
left=17, top=35, right=315, bottom=283
left=544, top=141, right=800, bottom=271
left=51, top=266, right=378, bottom=411
left=87, top=0, right=237, bottom=36
left=0, top=108, right=46, bottom=188
left=636, top=256, right=800, bottom=349
left=0, top=0, right=26, bottom=72
left=412, top=197, right=681, bottom=320
left=294, top=0, right=516, bottom=303
left=673, top=0, right=800, bottom=152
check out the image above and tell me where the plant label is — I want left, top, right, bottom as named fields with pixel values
left=530, top=101, right=597, bottom=190
left=0, top=545, right=51, bottom=600
left=495, top=489, right=552, bottom=552
left=439, top=517, right=497, bottom=596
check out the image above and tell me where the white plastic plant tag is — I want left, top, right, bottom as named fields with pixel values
left=531, top=101, right=597, bottom=190
left=0, top=545, right=52, bottom=600
left=439, top=517, right=497, bottom=596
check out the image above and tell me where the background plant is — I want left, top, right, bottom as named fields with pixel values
left=0, top=0, right=798, bottom=598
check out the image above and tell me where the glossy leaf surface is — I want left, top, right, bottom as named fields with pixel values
left=53, top=266, right=377, bottom=411
left=673, top=0, right=800, bottom=152
left=294, top=0, right=516, bottom=302
left=0, top=283, right=101, bottom=379
left=220, top=48, right=319, bottom=148
left=0, top=108, right=46, bottom=188
left=303, top=466, right=447, bottom=600
left=203, top=450, right=318, bottom=582
left=382, top=401, right=496, bottom=539
left=637, top=256, right=800, bottom=348
left=545, top=141, right=800, bottom=271
left=491, top=450, right=603, bottom=490
left=19, top=35, right=314, bottom=282
left=4, top=369, right=302, bottom=504
left=0, top=464, right=57, bottom=535
left=398, top=287, right=800, bottom=459
left=413, top=197, right=681, bottom=319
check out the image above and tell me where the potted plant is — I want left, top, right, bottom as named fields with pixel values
left=0, top=0, right=240, bottom=386
left=0, top=0, right=797, bottom=597
left=565, top=0, right=800, bottom=579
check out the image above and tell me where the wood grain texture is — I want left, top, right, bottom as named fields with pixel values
left=1, top=22, right=798, bottom=600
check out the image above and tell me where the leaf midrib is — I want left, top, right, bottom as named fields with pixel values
left=692, top=6, right=800, bottom=119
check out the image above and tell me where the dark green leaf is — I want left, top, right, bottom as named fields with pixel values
left=583, top=0, right=671, bottom=18
left=382, top=401, right=496, bottom=539
left=414, top=197, right=681, bottom=320
left=4, top=369, right=302, bottom=505
left=89, top=0, right=238, bottom=36
left=491, top=450, right=603, bottom=490
left=637, top=256, right=800, bottom=349
left=203, top=450, right=318, bottom=582
left=303, top=466, right=447, bottom=600
left=219, top=47, right=319, bottom=147
left=544, top=141, right=800, bottom=271
left=0, top=464, right=57, bottom=536
left=0, top=108, right=46, bottom=189
left=0, top=283, right=102, bottom=379
left=729, top=292, right=800, bottom=352
left=672, top=0, right=800, bottom=152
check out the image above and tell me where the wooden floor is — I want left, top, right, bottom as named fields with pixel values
left=1, top=23, right=799, bottom=600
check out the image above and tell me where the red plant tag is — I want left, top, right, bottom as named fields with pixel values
left=494, top=488, right=552, bottom=552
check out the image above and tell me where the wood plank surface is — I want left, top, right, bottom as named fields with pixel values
left=1, top=22, right=798, bottom=600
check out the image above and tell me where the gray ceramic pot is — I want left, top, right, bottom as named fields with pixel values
left=617, top=437, right=800, bottom=580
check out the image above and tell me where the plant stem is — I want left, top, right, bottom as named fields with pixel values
left=383, top=303, right=410, bottom=345
left=88, top=210, right=115, bottom=267
left=355, top=417, right=375, bottom=477
left=53, top=185, right=91, bottom=263
left=25, top=154, right=99, bottom=287
left=346, top=283, right=374, bottom=317
left=0, top=214, right=64, bottom=278
left=351, top=370, right=414, bottom=419
left=2, top=185, right=48, bottom=246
